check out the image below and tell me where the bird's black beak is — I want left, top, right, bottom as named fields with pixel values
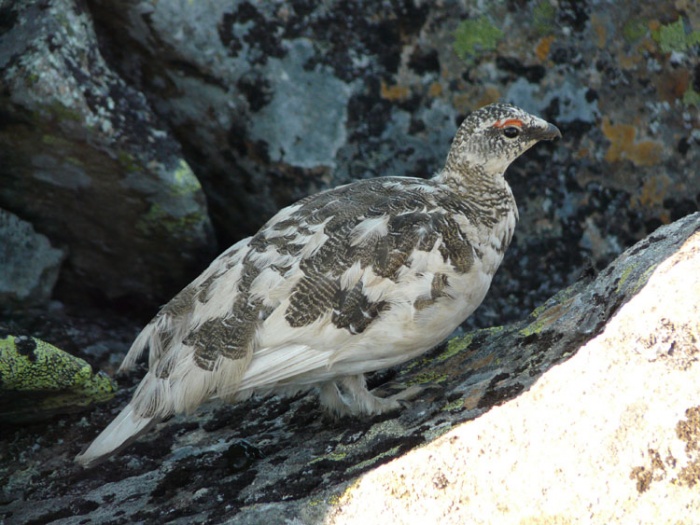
left=537, top=123, right=562, bottom=141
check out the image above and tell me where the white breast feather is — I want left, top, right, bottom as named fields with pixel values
left=349, top=215, right=390, bottom=246
left=298, top=218, right=332, bottom=258
left=339, top=260, right=364, bottom=290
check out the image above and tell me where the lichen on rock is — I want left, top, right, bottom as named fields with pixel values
left=0, top=333, right=117, bottom=423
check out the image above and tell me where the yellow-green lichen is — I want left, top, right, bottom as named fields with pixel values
left=346, top=445, right=401, bottom=474
left=653, top=18, right=700, bottom=53
left=0, top=334, right=117, bottom=422
left=519, top=318, right=547, bottom=338
left=616, top=263, right=637, bottom=293
left=437, top=332, right=475, bottom=363
left=453, top=16, right=504, bottom=61
left=528, top=301, right=550, bottom=321
left=400, top=355, right=434, bottom=373
left=406, top=371, right=448, bottom=386
left=683, top=87, right=700, bottom=108
left=533, top=1, right=557, bottom=35
left=519, top=299, right=573, bottom=338
left=441, top=398, right=465, bottom=412
left=170, top=160, right=203, bottom=195
left=623, top=19, right=648, bottom=43
left=331, top=478, right=362, bottom=508
left=437, top=326, right=505, bottom=363
left=631, top=263, right=659, bottom=295
left=137, top=203, right=207, bottom=238
left=309, top=451, right=348, bottom=464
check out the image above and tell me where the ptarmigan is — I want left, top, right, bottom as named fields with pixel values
left=76, top=103, right=560, bottom=467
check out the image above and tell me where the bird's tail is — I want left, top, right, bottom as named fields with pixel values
left=75, top=403, right=158, bottom=468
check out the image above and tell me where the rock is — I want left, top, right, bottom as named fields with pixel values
left=0, top=0, right=215, bottom=310
left=0, top=333, right=117, bottom=423
left=85, top=0, right=699, bottom=326
left=326, top=218, right=700, bottom=524
left=0, top=209, right=65, bottom=309
left=0, top=211, right=697, bottom=524
left=0, top=0, right=698, bottom=520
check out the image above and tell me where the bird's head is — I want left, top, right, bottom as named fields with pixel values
left=444, top=103, right=561, bottom=179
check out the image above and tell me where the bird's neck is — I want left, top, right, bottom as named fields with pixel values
left=435, top=165, right=519, bottom=272
left=434, top=164, right=519, bottom=232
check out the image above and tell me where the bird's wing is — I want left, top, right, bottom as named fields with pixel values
left=231, top=179, right=479, bottom=393
left=122, top=178, right=477, bottom=416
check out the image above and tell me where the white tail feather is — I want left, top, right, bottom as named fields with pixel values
left=120, top=322, right=157, bottom=372
left=75, top=404, right=157, bottom=468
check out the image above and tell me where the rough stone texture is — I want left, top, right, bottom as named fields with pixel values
left=0, top=0, right=215, bottom=310
left=0, top=0, right=698, bottom=521
left=85, top=0, right=699, bottom=326
left=327, top=221, right=700, bottom=524
left=0, top=332, right=116, bottom=423
left=1, top=213, right=697, bottom=525
left=0, top=209, right=65, bottom=309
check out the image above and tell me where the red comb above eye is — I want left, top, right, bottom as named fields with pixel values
left=493, top=118, right=524, bottom=128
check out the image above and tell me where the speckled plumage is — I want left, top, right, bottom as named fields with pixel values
left=76, top=103, right=560, bottom=467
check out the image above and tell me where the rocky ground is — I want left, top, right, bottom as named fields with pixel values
left=0, top=0, right=698, bottom=523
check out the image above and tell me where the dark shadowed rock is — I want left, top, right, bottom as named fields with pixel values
left=0, top=209, right=65, bottom=309
left=0, top=0, right=215, bottom=310
left=1, top=212, right=697, bottom=525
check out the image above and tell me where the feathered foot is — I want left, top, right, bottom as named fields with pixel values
left=318, top=374, right=428, bottom=417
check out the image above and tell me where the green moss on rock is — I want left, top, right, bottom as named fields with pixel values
left=683, top=87, right=700, bottom=108
left=653, top=18, right=700, bottom=53
left=623, top=19, right=648, bottom=43
left=0, top=334, right=117, bottom=422
left=533, top=1, right=557, bottom=35
left=453, top=16, right=503, bottom=61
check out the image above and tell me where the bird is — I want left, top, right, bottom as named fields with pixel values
left=76, top=103, right=561, bottom=467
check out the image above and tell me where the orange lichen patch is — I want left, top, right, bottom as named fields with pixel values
left=634, top=173, right=672, bottom=209
left=653, top=69, right=690, bottom=103
left=618, top=51, right=643, bottom=70
left=493, top=118, right=524, bottom=129
left=428, top=82, right=443, bottom=98
left=466, top=353, right=495, bottom=371
left=535, top=35, right=555, bottom=61
left=461, top=390, right=484, bottom=411
left=475, top=86, right=502, bottom=108
left=380, top=80, right=410, bottom=101
left=601, top=116, right=664, bottom=166
left=591, top=14, right=608, bottom=48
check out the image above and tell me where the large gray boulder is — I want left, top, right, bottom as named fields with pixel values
left=0, top=0, right=215, bottom=308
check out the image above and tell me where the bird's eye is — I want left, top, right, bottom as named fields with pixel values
left=503, top=126, right=520, bottom=138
